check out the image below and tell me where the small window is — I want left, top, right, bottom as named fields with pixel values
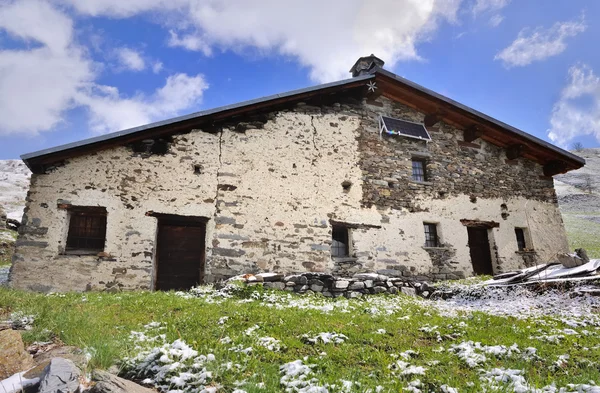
left=66, top=207, right=107, bottom=254
left=331, top=225, right=349, bottom=257
left=515, top=228, right=527, bottom=251
left=412, top=159, right=427, bottom=182
left=423, top=223, right=439, bottom=247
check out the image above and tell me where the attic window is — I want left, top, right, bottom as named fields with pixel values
left=379, top=116, right=431, bottom=141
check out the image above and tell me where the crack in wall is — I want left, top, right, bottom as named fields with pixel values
left=309, top=115, right=325, bottom=204
left=310, top=115, right=320, bottom=166
left=214, top=130, right=224, bottom=213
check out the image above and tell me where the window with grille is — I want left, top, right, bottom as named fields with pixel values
left=66, top=207, right=107, bottom=253
left=423, top=223, right=439, bottom=247
left=515, top=228, right=527, bottom=251
left=412, top=159, right=427, bottom=182
left=331, top=225, right=349, bottom=257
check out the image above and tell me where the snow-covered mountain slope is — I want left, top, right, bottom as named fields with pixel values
left=555, top=148, right=600, bottom=257
left=0, top=160, right=31, bottom=221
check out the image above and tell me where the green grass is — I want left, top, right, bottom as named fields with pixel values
left=0, top=286, right=598, bottom=392
left=563, top=212, right=600, bottom=258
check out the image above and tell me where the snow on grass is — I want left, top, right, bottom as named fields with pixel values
left=301, top=332, right=348, bottom=345
left=256, top=336, right=282, bottom=351
left=122, top=323, right=217, bottom=393
left=431, top=284, right=600, bottom=325
left=448, top=341, right=535, bottom=368
left=279, top=359, right=327, bottom=393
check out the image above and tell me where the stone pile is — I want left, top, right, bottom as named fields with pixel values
left=0, top=327, right=154, bottom=393
left=232, top=272, right=435, bottom=299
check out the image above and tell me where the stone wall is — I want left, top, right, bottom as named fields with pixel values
left=10, top=94, right=570, bottom=292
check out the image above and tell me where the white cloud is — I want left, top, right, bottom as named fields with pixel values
left=0, top=0, right=208, bottom=136
left=77, top=73, right=208, bottom=134
left=495, top=18, right=586, bottom=68
left=0, top=0, right=94, bottom=135
left=60, top=0, right=462, bottom=83
left=471, top=0, right=510, bottom=15
left=152, top=61, right=163, bottom=74
left=548, top=64, right=600, bottom=147
left=489, top=14, right=504, bottom=27
left=116, top=47, right=145, bottom=71
left=168, top=30, right=212, bottom=56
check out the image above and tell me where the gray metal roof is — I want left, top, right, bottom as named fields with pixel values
left=21, top=74, right=375, bottom=162
left=373, top=68, right=585, bottom=165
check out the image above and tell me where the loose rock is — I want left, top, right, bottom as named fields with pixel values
left=38, top=358, right=81, bottom=393
left=0, top=330, right=34, bottom=380
left=89, top=370, right=156, bottom=393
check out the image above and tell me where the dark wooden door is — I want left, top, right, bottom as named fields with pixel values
left=155, top=222, right=206, bottom=291
left=467, top=227, right=494, bottom=275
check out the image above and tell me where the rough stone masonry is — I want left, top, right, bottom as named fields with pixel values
left=10, top=93, right=569, bottom=292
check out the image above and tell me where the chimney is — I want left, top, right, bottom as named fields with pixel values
left=349, top=54, right=385, bottom=77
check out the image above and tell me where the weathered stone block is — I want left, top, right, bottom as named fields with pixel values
left=333, top=280, right=349, bottom=289
left=264, top=282, right=285, bottom=290
left=400, top=287, right=417, bottom=297
left=348, top=281, right=365, bottom=290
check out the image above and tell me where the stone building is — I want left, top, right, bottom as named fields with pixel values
left=10, top=56, right=585, bottom=292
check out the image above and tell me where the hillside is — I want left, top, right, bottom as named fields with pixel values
left=555, top=148, right=600, bottom=258
left=0, top=159, right=30, bottom=221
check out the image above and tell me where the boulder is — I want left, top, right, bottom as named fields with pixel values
left=575, top=248, right=590, bottom=263
left=89, top=370, right=156, bottom=393
left=557, top=253, right=585, bottom=268
left=23, top=346, right=88, bottom=383
left=38, top=358, right=81, bottom=393
left=0, top=330, right=34, bottom=380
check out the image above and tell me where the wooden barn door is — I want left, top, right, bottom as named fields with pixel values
left=467, top=227, right=494, bottom=275
left=155, top=219, right=206, bottom=291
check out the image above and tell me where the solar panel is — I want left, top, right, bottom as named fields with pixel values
left=379, top=116, right=431, bottom=141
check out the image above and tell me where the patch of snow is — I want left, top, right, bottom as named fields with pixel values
left=302, top=332, right=348, bottom=345
left=0, top=371, right=40, bottom=393
left=256, top=336, right=282, bottom=352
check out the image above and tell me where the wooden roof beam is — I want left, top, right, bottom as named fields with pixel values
left=506, top=144, right=526, bottom=160
left=464, top=125, right=482, bottom=143
left=543, top=160, right=568, bottom=177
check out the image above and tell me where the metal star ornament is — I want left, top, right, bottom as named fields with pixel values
left=366, top=81, right=377, bottom=93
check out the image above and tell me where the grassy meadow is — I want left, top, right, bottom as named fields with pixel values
left=0, top=283, right=599, bottom=392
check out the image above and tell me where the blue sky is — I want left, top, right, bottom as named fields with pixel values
left=0, top=0, right=599, bottom=159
